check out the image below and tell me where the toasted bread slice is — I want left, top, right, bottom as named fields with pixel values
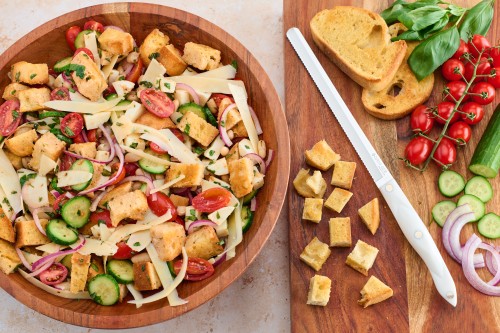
left=358, top=275, right=393, bottom=308
left=310, top=7, right=407, bottom=92
left=358, top=198, right=380, bottom=235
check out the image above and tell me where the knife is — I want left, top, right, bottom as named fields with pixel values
left=287, top=27, right=457, bottom=307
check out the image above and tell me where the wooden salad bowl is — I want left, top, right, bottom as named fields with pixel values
left=0, top=3, right=290, bottom=328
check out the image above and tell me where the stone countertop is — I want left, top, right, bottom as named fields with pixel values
left=0, top=1, right=290, bottom=332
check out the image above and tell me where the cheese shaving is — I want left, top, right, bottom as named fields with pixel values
left=228, top=83, right=259, bottom=152
left=56, top=170, right=93, bottom=187
left=121, top=145, right=175, bottom=166
left=150, top=175, right=186, bottom=194
left=168, top=76, right=246, bottom=95
left=195, top=64, right=237, bottom=79
left=84, top=32, right=101, bottom=69
left=0, top=149, right=23, bottom=215
left=102, top=54, right=119, bottom=79
left=44, top=97, right=123, bottom=114
left=107, top=211, right=172, bottom=244
left=126, top=284, right=144, bottom=308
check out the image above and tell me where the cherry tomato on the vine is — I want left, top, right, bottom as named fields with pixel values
left=490, top=47, right=500, bottom=67
left=65, top=26, right=82, bottom=52
left=441, top=59, right=465, bottom=81
left=460, top=102, right=484, bottom=125
left=447, top=121, right=472, bottom=145
left=433, top=138, right=457, bottom=166
left=468, top=34, right=491, bottom=59
left=452, top=39, right=470, bottom=60
left=410, top=105, right=434, bottom=134
left=464, top=56, right=491, bottom=82
left=436, top=101, right=460, bottom=125
left=487, top=67, right=500, bottom=88
left=470, top=81, right=495, bottom=105
left=404, top=136, right=433, bottom=166
left=444, top=81, right=469, bottom=103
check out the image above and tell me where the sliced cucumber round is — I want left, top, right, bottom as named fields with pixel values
left=178, top=102, right=206, bottom=120
left=70, top=159, right=94, bottom=191
left=477, top=213, right=500, bottom=239
left=457, top=194, right=485, bottom=222
left=243, top=189, right=259, bottom=205
left=106, top=259, right=134, bottom=284
left=60, top=254, right=73, bottom=271
left=61, top=196, right=91, bottom=228
left=74, top=29, right=100, bottom=50
left=241, top=205, right=254, bottom=233
left=46, top=219, right=79, bottom=245
left=464, top=176, right=493, bottom=203
left=438, top=170, right=465, bottom=197
left=39, top=111, right=67, bottom=119
left=88, top=274, right=120, bottom=306
left=202, top=106, right=218, bottom=127
left=431, top=200, right=457, bottom=227
left=53, top=57, right=73, bottom=73
left=138, top=148, right=169, bottom=174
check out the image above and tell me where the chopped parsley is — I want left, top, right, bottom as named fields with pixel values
left=64, top=64, right=86, bottom=79
left=176, top=116, right=183, bottom=123
left=64, top=126, right=75, bottom=137
left=134, top=242, right=141, bottom=247
left=231, top=60, right=238, bottom=70
left=164, top=82, right=171, bottom=89
left=192, top=146, right=204, bottom=155
left=90, top=263, right=99, bottom=272
left=220, top=120, right=225, bottom=127
left=56, top=90, right=65, bottom=97
left=209, top=150, right=215, bottom=156
left=14, top=72, right=20, bottom=82
left=116, top=122, right=123, bottom=127
left=130, top=142, right=138, bottom=149
left=10, top=89, right=16, bottom=96
left=148, top=52, right=160, bottom=60
left=216, top=212, right=221, bottom=219
left=29, top=73, right=37, bottom=79
left=184, top=123, right=191, bottom=135
left=245, top=145, right=250, bottom=149
left=12, top=110, right=19, bottom=120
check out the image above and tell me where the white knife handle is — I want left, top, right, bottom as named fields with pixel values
left=379, top=178, right=457, bottom=306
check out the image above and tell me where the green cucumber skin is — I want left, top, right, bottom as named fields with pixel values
left=469, top=107, right=500, bottom=178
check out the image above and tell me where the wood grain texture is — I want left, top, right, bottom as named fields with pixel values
left=0, top=3, right=290, bottom=328
left=284, top=1, right=499, bottom=332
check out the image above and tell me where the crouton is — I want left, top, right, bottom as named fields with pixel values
left=225, top=144, right=240, bottom=164
left=98, top=28, right=134, bottom=56
left=293, top=168, right=326, bottom=199
left=18, top=87, right=51, bottom=112
left=78, top=216, right=98, bottom=236
left=98, top=181, right=132, bottom=209
left=358, top=276, right=393, bottom=308
left=305, top=140, right=340, bottom=171
left=307, top=275, right=332, bottom=306
left=70, top=52, right=107, bottom=101
left=10, top=61, right=49, bottom=85
left=329, top=217, right=351, bottom=247
left=218, top=98, right=241, bottom=130
left=331, top=161, right=357, bottom=189
left=324, top=188, right=353, bottom=213
left=135, top=111, right=176, bottom=130
left=3, top=150, right=22, bottom=170
left=169, top=194, right=189, bottom=207
left=69, top=142, right=97, bottom=159
left=139, top=29, right=170, bottom=67
left=232, top=122, right=249, bottom=138
left=2, top=82, right=28, bottom=100
left=15, top=220, right=49, bottom=248
left=185, top=225, right=224, bottom=260
left=150, top=222, right=186, bottom=262
left=346, top=240, right=379, bottom=276
left=29, top=132, right=66, bottom=171
left=87, top=255, right=105, bottom=281
left=87, top=163, right=104, bottom=196
left=300, top=237, right=331, bottom=271
left=158, top=44, right=187, bottom=76
left=177, top=111, right=219, bottom=146
left=5, top=129, right=38, bottom=157
left=70, top=252, right=91, bottom=293
left=0, top=207, right=15, bottom=243
left=228, top=157, right=254, bottom=198
left=305, top=170, right=325, bottom=195
left=302, top=198, right=323, bottom=223
left=358, top=198, right=380, bottom=235
left=0, top=239, right=21, bottom=274
left=133, top=261, right=162, bottom=291
left=108, top=190, right=149, bottom=226
left=165, top=163, right=205, bottom=188
left=182, top=42, right=221, bottom=71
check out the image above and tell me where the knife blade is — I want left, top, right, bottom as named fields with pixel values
left=287, top=27, right=457, bottom=307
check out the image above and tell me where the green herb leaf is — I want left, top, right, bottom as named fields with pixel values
left=19, top=173, right=36, bottom=187
left=139, top=81, right=153, bottom=88
left=65, top=64, right=86, bottom=79
left=392, top=29, right=424, bottom=42
left=64, top=126, right=75, bottom=137
left=448, top=4, right=466, bottom=17
left=184, top=123, right=191, bottom=135
left=30, top=73, right=37, bottom=80
left=148, top=52, right=160, bottom=60
left=458, top=0, right=494, bottom=40
left=398, top=5, right=447, bottom=31
left=231, top=60, right=238, bottom=70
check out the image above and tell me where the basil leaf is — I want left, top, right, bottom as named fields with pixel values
left=381, top=0, right=409, bottom=25
left=422, top=14, right=450, bottom=37
left=392, top=29, right=424, bottom=42
left=406, top=0, right=439, bottom=9
left=409, top=27, right=460, bottom=81
left=448, top=4, right=466, bottom=17
left=398, top=5, right=447, bottom=31
left=458, top=0, right=494, bottom=40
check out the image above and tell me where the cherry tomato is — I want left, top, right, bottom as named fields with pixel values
left=173, top=257, right=215, bottom=281
left=113, top=242, right=135, bottom=259
left=0, top=99, right=21, bottom=136
left=108, top=162, right=125, bottom=186
left=126, top=58, right=144, bottom=83
left=72, top=132, right=86, bottom=144
left=464, top=56, right=491, bottom=82
left=468, top=34, right=491, bottom=58
left=90, top=210, right=113, bottom=228
left=490, top=47, right=500, bottom=67
left=211, top=93, right=234, bottom=108
left=452, top=39, right=470, bottom=60
left=172, top=216, right=185, bottom=228
left=87, top=129, right=99, bottom=142
left=487, top=67, right=500, bottom=88
left=436, top=101, right=459, bottom=125
left=404, top=136, right=433, bottom=165
left=60, top=113, right=84, bottom=138
left=410, top=105, right=434, bottom=134
left=147, top=192, right=177, bottom=219
left=192, top=188, right=232, bottom=213
left=149, top=142, right=167, bottom=154
left=102, top=85, right=117, bottom=99
left=460, top=102, right=484, bottom=125
left=73, top=47, right=94, bottom=61
left=39, top=263, right=68, bottom=285
left=65, top=26, right=82, bottom=52
left=170, top=128, right=185, bottom=142
left=50, top=87, right=71, bottom=101
left=444, top=81, right=469, bottom=103
left=470, top=82, right=495, bottom=105
left=123, top=162, right=139, bottom=177
left=448, top=121, right=472, bottom=145
left=83, top=20, right=104, bottom=34
left=140, top=88, right=175, bottom=118
left=441, top=59, right=465, bottom=81
left=433, top=137, right=457, bottom=166
left=59, top=153, right=75, bottom=171
left=53, top=194, right=69, bottom=212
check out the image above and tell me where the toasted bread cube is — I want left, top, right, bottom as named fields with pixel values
left=133, top=261, right=162, bottom=291
left=185, top=225, right=224, bottom=260
left=71, top=52, right=107, bottom=101
left=177, top=111, right=219, bottom=146
left=0, top=239, right=21, bottom=274
left=18, top=87, right=51, bottom=112
left=302, top=198, right=323, bottom=223
left=225, top=144, right=240, bottom=164
left=5, top=129, right=38, bottom=157
left=4, top=150, right=22, bottom=170
left=108, top=190, right=149, bottom=226
left=70, top=253, right=91, bottom=293
left=358, top=198, right=380, bottom=235
left=87, top=163, right=104, bottom=195
left=165, top=163, right=205, bottom=188
left=0, top=207, right=15, bottom=243
left=232, top=121, right=249, bottom=138
left=10, top=61, right=49, bottom=85
left=300, top=237, right=331, bottom=271
left=150, top=222, right=186, bottom=262
left=293, top=169, right=325, bottom=198
left=78, top=216, right=98, bottom=236
left=329, top=217, right=351, bottom=247
left=306, top=170, right=325, bottom=195
left=87, top=255, right=105, bottom=281
left=358, top=276, right=393, bottom=308
left=331, top=161, right=357, bottom=189
left=15, top=220, right=49, bottom=248
left=228, top=157, right=254, bottom=198
left=69, top=142, right=97, bottom=159
left=158, top=44, right=187, bottom=76
left=346, top=240, right=379, bottom=276
left=170, top=194, right=189, bottom=207
left=2, top=82, right=28, bottom=100
left=218, top=98, right=241, bottom=130
left=139, top=29, right=170, bottom=66
left=135, top=111, right=176, bottom=130
left=305, top=140, right=340, bottom=171
left=98, top=28, right=134, bottom=56
left=98, top=181, right=132, bottom=208
left=29, top=132, right=66, bottom=171
left=325, top=188, right=353, bottom=213
left=182, top=42, right=221, bottom=71
left=307, top=275, right=332, bottom=306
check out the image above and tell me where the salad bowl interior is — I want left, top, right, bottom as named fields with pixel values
left=0, top=2, right=289, bottom=328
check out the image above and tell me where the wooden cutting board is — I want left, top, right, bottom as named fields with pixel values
left=284, top=1, right=500, bottom=332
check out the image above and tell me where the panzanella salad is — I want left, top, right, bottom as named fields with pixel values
left=0, top=20, right=273, bottom=307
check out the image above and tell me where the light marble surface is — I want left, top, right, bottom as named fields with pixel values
left=0, top=1, right=289, bottom=332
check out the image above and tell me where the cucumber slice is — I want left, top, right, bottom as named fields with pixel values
left=105, top=93, right=119, bottom=101
left=178, top=102, right=207, bottom=120
left=138, top=148, right=169, bottom=174
left=88, top=274, right=120, bottom=306
left=431, top=200, right=457, bottom=227
left=464, top=176, right=493, bottom=203
left=46, top=219, right=79, bottom=245
left=49, top=128, right=73, bottom=145
left=39, top=111, right=67, bottom=119
left=74, top=29, right=99, bottom=50
left=117, top=100, right=132, bottom=106
left=61, top=196, right=91, bottom=228
left=477, top=213, right=500, bottom=239
left=469, top=105, right=500, bottom=178
left=167, top=261, right=176, bottom=277
left=53, top=57, right=73, bottom=73
left=243, top=189, right=259, bottom=205
left=438, top=170, right=465, bottom=197
left=202, top=106, right=218, bottom=127
left=60, top=254, right=73, bottom=271
left=69, top=159, right=94, bottom=191
left=457, top=194, right=485, bottom=222
left=106, top=259, right=134, bottom=284
left=241, top=205, right=254, bottom=233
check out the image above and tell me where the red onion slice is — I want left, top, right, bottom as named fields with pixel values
left=31, top=236, right=85, bottom=272
left=213, top=253, right=227, bottom=267
left=176, top=83, right=200, bottom=105
left=63, top=150, right=109, bottom=164
left=50, top=190, right=61, bottom=199
left=187, top=220, right=218, bottom=234
left=248, top=106, right=263, bottom=135
left=81, top=130, right=89, bottom=142
left=79, top=143, right=123, bottom=195
left=15, top=248, right=33, bottom=271
left=243, top=153, right=266, bottom=174
left=442, top=204, right=473, bottom=261
left=265, top=149, right=274, bottom=168
left=122, top=61, right=134, bottom=77
left=448, top=211, right=484, bottom=266
left=219, top=103, right=238, bottom=146
left=250, top=197, right=257, bottom=212
left=485, top=246, right=499, bottom=277
left=28, top=259, right=55, bottom=277
left=90, top=190, right=108, bottom=212
left=31, top=207, right=53, bottom=236
left=478, top=243, right=500, bottom=286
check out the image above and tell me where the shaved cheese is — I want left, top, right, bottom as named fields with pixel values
left=0, top=149, right=23, bottom=215
left=225, top=202, right=243, bottom=260
left=141, top=59, right=166, bottom=86
left=206, top=158, right=228, bottom=176
left=56, top=170, right=92, bottom=187
left=195, top=65, right=237, bottom=79
left=169, top=111, right=184, bottom=125
left=102, top=54, right=119, bottom=79
left=215, top=220, right=229, bottom=238
left=36, top=242, right=61, bottom=254
left=121, top=145, right=174, bottom=166
left=150, top=175, right=185, bottom=194
left=24, top=175, right=49, bottom=208
left=84, top=112, right=111, bottom=130
left=84, top=32, right=101, bottom=69
left=126, top=284, right=144, bottom=308
left=38, top=154, right=57, bottom=177
left=238, top=139, right=256, bottom=156
left=208, top=206, right=235, bottom=225
left=21, top=250, right=42, bottom=266
left=112, top=80, right=135, bottom=96
left=159, top=78, right=176, bottom=93
left=19, top=269, right=92, bottom=300
left=95, top=151, right=110, bottom=161
left=123, top=101, right=145, bottom=122
left=76, top=238, right=118, bottom=256
left=169, top=76, right=246, bottom=95
left=99, top=223, right=114, bottom=241
left=180, top=68, right=197, bottom=76
left=107, top=211, right=172, bottom=243
left=229, top=83, right=259, bottom=152
left=111, top=116, right=134, bottom=143
left=107, top=103, right=134, bottom=112
left=126, top=230, right=151, bottom=252
left=69, top=91, right=90, bottom=102
left=90, top=224, right=101, bottom=238
left=0, top=188, right=15, bottom=218
left=204, top=136, right=225, bottom=160
left=44, top=97, right=123, bottom=114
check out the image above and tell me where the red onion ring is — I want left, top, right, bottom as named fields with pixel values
left=31, top=207, right=53, bottom=236
left=65, top=192, right=75, bottom=199
left=187, top=220, right=218, bottom=234
left=31, top=236, right=85, bottom=272
left=219, top=103, right=237, bottom=146
left=15, top=248, right=33, bottom=271
left=485, top=246, right=499, bottom=277
left=171, top=187, right=190, bottom=196
left=243, top=153, right=266, bottom=174
left=448, top=211, right=484, bottom=266
left=63, top=150, right=108, bottom=164
left=28, top=259, right=55, bottom=277
left=213, top=253, right=227, bottom=267
left=90, top=190, right=108, bottom=212
left=478, top=243, right=500, bottom=286
left=81, top=130, right=89, bottom=142
left=79, top=143, right=123, bottom=195
left=50, top=190, right=61, bottom=199
left=265, top=149, right=274, bottom=168
left=121, top=61, right=134, bottom=77
left=248, top=106, right=263, bottom=135
left=442, top=204, right=472, bottom=261
left=250, top=197, right=257, bottom=212
left=176, top=83, right=200, bottom=105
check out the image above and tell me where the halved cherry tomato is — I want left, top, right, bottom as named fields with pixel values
left=87, top=129, right=99, bottom=142
left=410, top=105, right=434, bottom=134
left=433, top=137, right=457, bottom=166
left=211, top=93, right=234, bottom=108
left=0, top=99, right=21, bottom=136
left=464, top=56, right=491, bottom=82
left=53, top=194, right=69, bottom=212
left=60, top=154, right=75, bottom=172
left=108, top=162, right=125, bottom=186
left=441, top=59, right=465, bottom=81
left=72, top=132, right=86, bottom=144
left=448, top=121, right=472, bottom=145
left=140, top=88, right=175, bottom=118
left=172, top=216, right=185, bottom=227
left=147, top=192, right=177, bottom=219
left=123, top=162, right=139, bottom=177
left=444, top=81, right=469, bottom=103
left=487, top=67, right=500, bottom=88
left=50, top=87, right=71, bottom=101
left=468, top=34, right=491, bottom=58
left=404, top=136, right=433, bottom=165
left=173, top=257, right=215, bottom=281
left=149, top=142, right=167, bottom=154
left=452, top=39, right=470, bottom=60
left=126, top=58, right=144, bottom=83
left=60, top=113, right=84, bottom=138
left=460, top=102, right=484, bottom=125
left=170, top=128, right=185, bottom=142
left=65, top=26, right=82, bottom=52
left=39, top=263, right=68, bottom=285
left=470, top=81, right=495, bottom=105
left=192, top=188, right=232, bottom=213
left=436, top=101, right=459, bottom=125
left=90, top=210, right=113, bottom=228
left=74, top=47, right=94, bottom=61
left=83, top=20, right=104, bottom=34
left=113, top=242, right=135, bottom=259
